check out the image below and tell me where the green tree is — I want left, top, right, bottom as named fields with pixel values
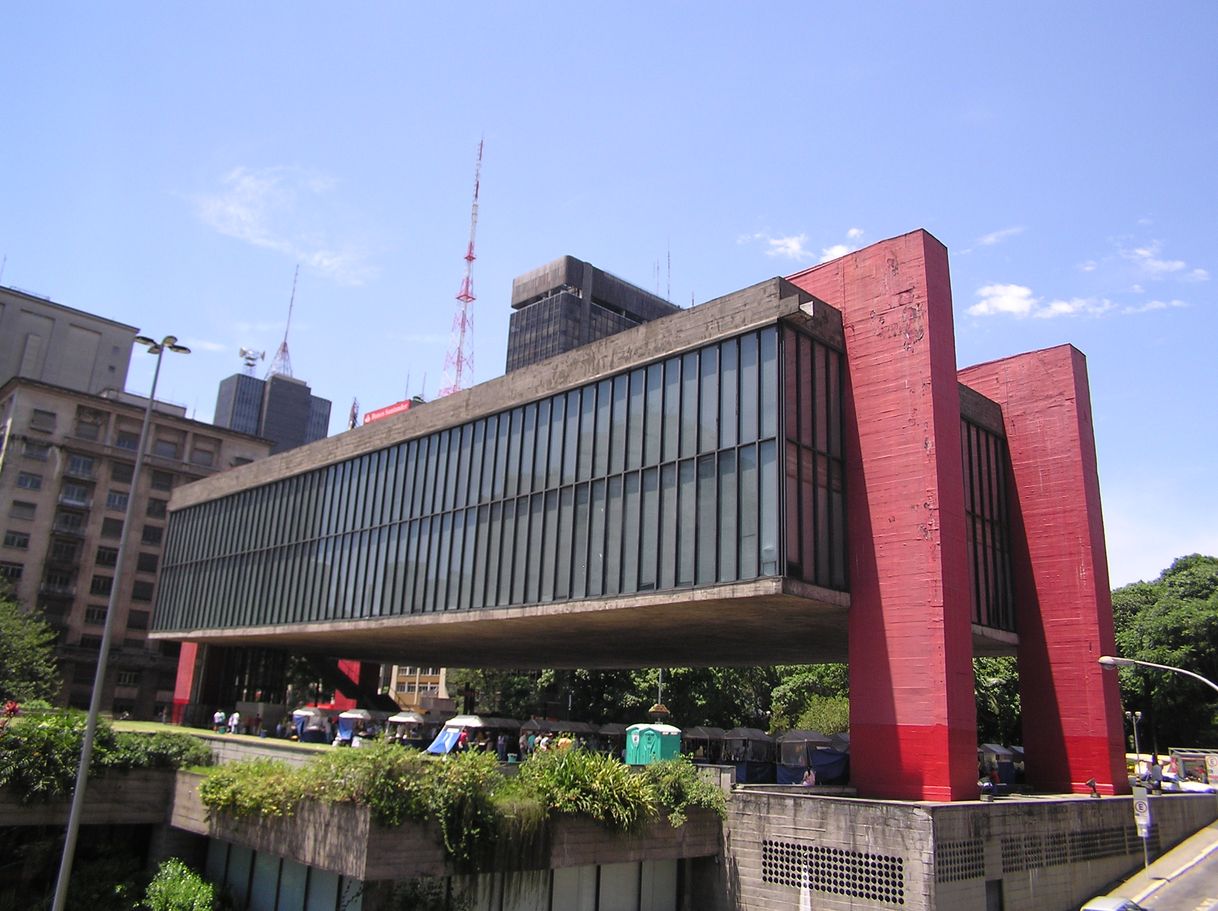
left=974, top=657, right=1021, bottom=746
left=0, top=590, right=60, bottom=704
left=769, top=664, right=848, bottom=732
left=446, top=668, right=544, bottom=720
left=1112, top=554, right=1218, bottom=750
left=141, top=858, right=216, bottom=911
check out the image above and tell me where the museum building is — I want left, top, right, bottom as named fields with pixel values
left=153, top=230, right=1126, bottom=801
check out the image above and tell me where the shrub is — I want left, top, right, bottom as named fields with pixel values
left=0, top=710, right=91, bottom=800
left=105, top=732, right=213, bottom=771
left=0, top=710, right=213, bottom=802
left=518, top=748, right=655, bottom=830
left=141, top=858, right=216, bottom=911
left=197, top=759, right=305, bottom=818
left=639, top=756, right=727, bottom=826
left=299, top=740, right=433, bottom=826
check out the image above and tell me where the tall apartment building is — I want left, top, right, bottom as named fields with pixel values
left=0, top=377, right=272, bottom=718
left=505, top=256, right=681, bottom=372
left=214, top=372, right=332, bottom=454
left=0, top=284, right=137, bottom=394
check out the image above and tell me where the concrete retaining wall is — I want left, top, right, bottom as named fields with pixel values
left=714, top=789, right=1218, bottom=911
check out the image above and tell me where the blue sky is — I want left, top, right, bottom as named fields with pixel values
left=2, top=3, right=1214, bottom=587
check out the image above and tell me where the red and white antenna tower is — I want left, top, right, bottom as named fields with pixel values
left=267, top=264, right=299, bottom=379
left=439, top=138, right=483, bottom=397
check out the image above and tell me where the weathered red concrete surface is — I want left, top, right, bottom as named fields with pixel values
left=788, top=230, right=978, bottom=800
left=172, top=641, right=199, bottom=724
left=958, top=346, right=1127, bottom=794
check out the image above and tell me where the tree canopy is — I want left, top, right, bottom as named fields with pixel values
left=1111, top=554, right=1218, bottom=750
left=0, top=589, right=60, bottom=704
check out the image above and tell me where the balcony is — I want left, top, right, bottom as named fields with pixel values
left=51, top=521, right=86, bottom=538
left=58, top=493, right=92, bottom=509
left=39, top=582, right=76, bottom=598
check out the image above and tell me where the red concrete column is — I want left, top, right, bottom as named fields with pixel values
left=788, top=230, right=978, bottom=800
left=171, top=641, right=200, bottom=724
left=958, top=346, right=1127, bottom=794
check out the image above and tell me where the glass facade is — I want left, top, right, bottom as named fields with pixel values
left=782, top=326, right=847, bottom=591
left=157, top=324, right=850, bottom=633
left=961, top=419, right=1015, bottom=631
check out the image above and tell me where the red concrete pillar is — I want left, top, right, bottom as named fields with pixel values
left=958, top=346, right=1127, bottom=794
left=171, top=641, right=200, bottom=724
left=788, top=230, right=978, bottom=800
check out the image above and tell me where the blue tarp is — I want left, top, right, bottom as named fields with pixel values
left=734, top=760, right=776, bottom=784
left=776, top=749, right=851, bottom=785
left=336, top=716, right=358, bottom=743
left=426, top=728, right=461, bottom=755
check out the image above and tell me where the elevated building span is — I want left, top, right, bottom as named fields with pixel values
left=155, top=231, right=1123, bottom=801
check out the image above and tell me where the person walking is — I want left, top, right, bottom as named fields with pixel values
left=213, top=708, right=227, bottom=733
left=229, top=710, right=242, bottom=735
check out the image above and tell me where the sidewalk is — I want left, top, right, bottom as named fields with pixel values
left=1103, top=819, right=1218, bottom=905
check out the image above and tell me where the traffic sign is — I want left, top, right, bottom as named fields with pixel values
left=1132, top=789, right=1152, bottom=839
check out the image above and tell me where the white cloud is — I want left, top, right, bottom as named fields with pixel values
left=969, top=284, right=1038, bottom=317
left=183, top=338, right=228, bottom=353
left=1034, top=297, right=1113, bottom=319
left=193, top=166, right=375, bottom=285
left=766, top=234, right=813, bottom=260
left=977, top=225, right=1024, bottom=247
left=1122, top=299, right=1187, bottom=314
left=1120, top=241, right=1188, bottom=278
left=741, top=227, right=865, bottom=264
left=1130, top=284, right=1144, bottom=294
left=1187, top=267, right=1210, bottom=282
left=970, top=284, right=1114, bottom=319
left=1079, top=260, right=1098, bottom=273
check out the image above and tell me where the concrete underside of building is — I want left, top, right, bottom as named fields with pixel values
left=160, top=577, right=1020, bottom=668
left=155, top=229, right=1125, bottom=801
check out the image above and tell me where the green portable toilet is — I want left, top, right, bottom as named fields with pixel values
left=625, top=723, right=682, bottom=765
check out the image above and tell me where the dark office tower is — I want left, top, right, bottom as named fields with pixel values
left=212, top=373, right=332, bottom=455
left=214, top=374, right=264, bottom=436
left=505, top=256, right=681, bottom=372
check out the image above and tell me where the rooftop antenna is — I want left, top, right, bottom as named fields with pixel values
left=439, top=138, right=483, bottom=398
left=239, top=347, right=265, bottom=376
left=667, top=243, right=671, bottom=302
left=0, top=254, right=7, bottom=285
left=348, top=397, right=360, bottom=430
left=267, top=264, right=299, bottom=379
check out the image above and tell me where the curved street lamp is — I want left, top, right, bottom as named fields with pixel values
left=1098, top=655, right=1218, bottom=696
left=52, top=335, right=190, bottom=911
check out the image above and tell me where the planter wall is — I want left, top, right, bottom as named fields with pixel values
left=0, top=768, right=175, bottom=827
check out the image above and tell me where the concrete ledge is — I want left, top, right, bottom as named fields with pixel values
left=0, top=769, right=175, bottom=827
left=170, top=772, right=721, bottom=881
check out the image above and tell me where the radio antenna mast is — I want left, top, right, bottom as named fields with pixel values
left=267, top=264, right=299, bottom=378
left=439, top=138, right=483, bottom=397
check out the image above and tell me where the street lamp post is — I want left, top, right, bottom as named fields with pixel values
left=1098, top=655, right=1218, bottom=696
left=52, top=335, right=190, bottom=911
